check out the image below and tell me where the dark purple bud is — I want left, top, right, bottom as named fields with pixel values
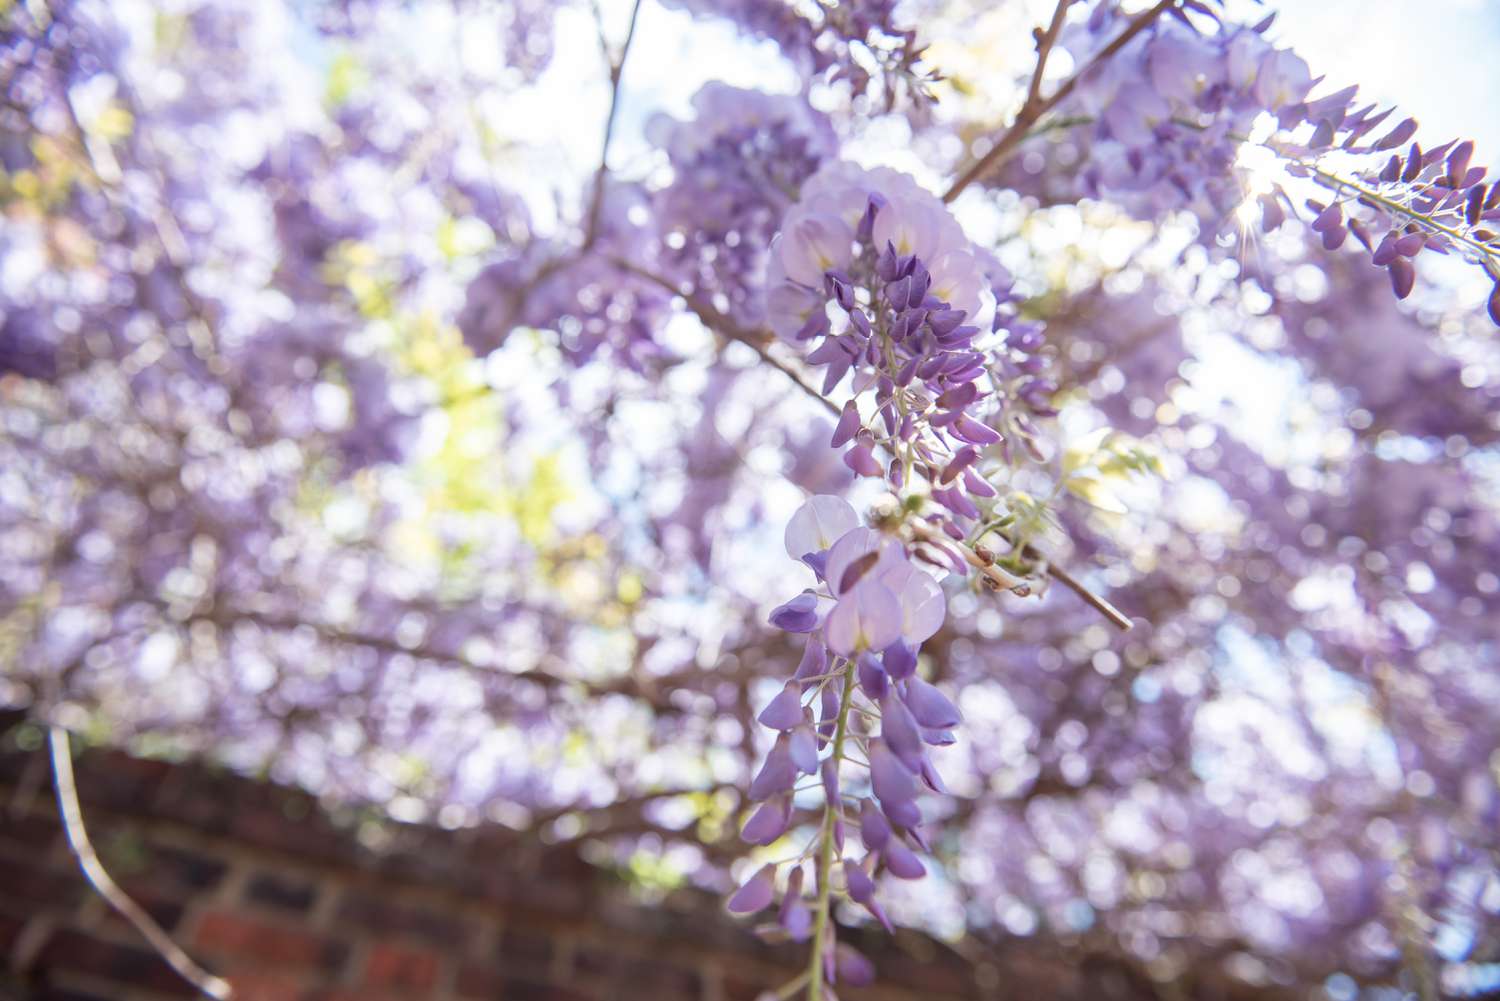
left=1371, top=234, right=1398, bottom=266
left=848, top=307, right=871, bottom=336
left=1388, top=257, right=1416, bottom=299
left=952, top=415, right=1002, bottom=446
left=728, top=864, right=775, bottom=914
left=903, top=675, right=961, bottom=729
left=795, top=310, right=829, bottom=342
left=881, top=695, right=925, bottom=772
left=963, top=468, right=997, bottom=498
left=894, top=356, right=920, bottom=386
left=1468, top=185, right=1487, bottom=227
left=742, top=796, right=791, bottom=845
left=844, top=859, right=875, bottom=904
left=1395, top=232, right=1426, bottom=257
left=769, top=592, right=820, bottom=633
left=834, top=944, right=875, bottom=987
left=844, top=443, right=882, bottom=478
left=833, top=279, right=855, bottom=311
left=858, top=652, right=889, bottom=701
left=936, top=383, right=978, bottom=412
left=831, top=400, right=861, bottom=448
left=1311, top=203, right=1342, bottom=232
left=927, top=308, right=966, bottom=337
left=932, top=486, right=980, bottom=521
left=856, top=199, right=878, bottom=244
left=1448, top=140, right=1474, bottom=184
left=750, top=734, right=798, bottom=800
left=882, top=640, right=917, bottom=681
left=789, top=727, right=819, bottom=774
left=1379, top=155, right=1401, bottom=183
left=1321, top=225, right=1347, bottom=251
left=1401, top=143, right=1423, bottom=183
left=1348, top=218, right=1373, bottom=250
left=876, top=241, right=902, bottom=282
left=818, top=686, right=838, bottom=743
left=759, top=680, right=805, bottom=731
left=885, top=276, right=912, bottom=309
left=796, top=636, right=828, bottom=683
left=883, top=797, right=921, bottom=829
left=821, top=755, right=840, bottom=805
left=870, top=741, right=916, bottom=806
left=779, top=866, right=811, bottom=941
left=807, top=334, right=853, bottom=367
left=1374, top=118, right=1417, bottom=151
left=860, top=799, right=892, bottom=851
left=903, top=261, right=927, bottom=302
left=1488, top=283, right=1500, bottom=326
left=939, top=450, right=974, bottom=485
left=884, top=841, right=926, bottom=879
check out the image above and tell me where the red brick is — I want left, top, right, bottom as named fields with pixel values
left=363, top=941, right=442, bottom=993
left=37, top=928, right=200, bottom=997
left=0, top=810, right=58, bottom=852
left=0, top=857, right=85, bottom=909
left=194, top=910, right=346, bottom=973
left=454, top=962, right=504, bottom=998
left=573, top=945, right=700, bottom=999
left=244, top=870, right=319, bottom=913
left=143, top=841, right=230, bottom=891
left=226, top=971, right=314, bottom=1001
left=335, top=889, right=468, bottom=946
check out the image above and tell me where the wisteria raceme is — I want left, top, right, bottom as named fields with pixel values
left=647, top=83, right=837, bottom=329
left=1006, top=4, right=1500, bottom=320
left=765, top=163, right=1058, bottom=585
left=734, top=495, right=954, bottom=987
left=458, top=179, right=675, bottom=369
left=1011, top=8, right=1315, bottom=227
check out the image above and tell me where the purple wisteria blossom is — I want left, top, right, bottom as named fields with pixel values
left=741, top=495, right=955, bottom=992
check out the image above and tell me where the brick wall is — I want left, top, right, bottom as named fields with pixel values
left=0, top=715, right=1245, bottom=1001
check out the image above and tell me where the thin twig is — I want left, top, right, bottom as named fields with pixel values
left=1024, top=546, right=1132, bottom=630
left=942, top=0, right=1178, bottom=203
left=583, top=0, right=645, bottom=248
left=48, top=725, right=233, bottom=1000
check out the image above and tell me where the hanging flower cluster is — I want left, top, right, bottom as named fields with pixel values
left=1271, top=96, right=1500, bottom=319
left=648, top=83, right=837, bottom=329
left=763, top=165, right=1051, bottom=577
left=1048, top=6, right=1500, bottom=319
left=730, top=495, right=957, bottom=990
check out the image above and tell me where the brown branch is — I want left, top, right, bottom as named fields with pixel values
left=942, top=0, right=1178, bottom=203
left=190, top=608, right=700, bottom=712
left=583, top=0, right=645, bottom=249
left=614, top=260, right=841, bottom=417
left=1024, top=545, right=1132, bottom=631
left=49, top=726, right=233, bottom=1000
